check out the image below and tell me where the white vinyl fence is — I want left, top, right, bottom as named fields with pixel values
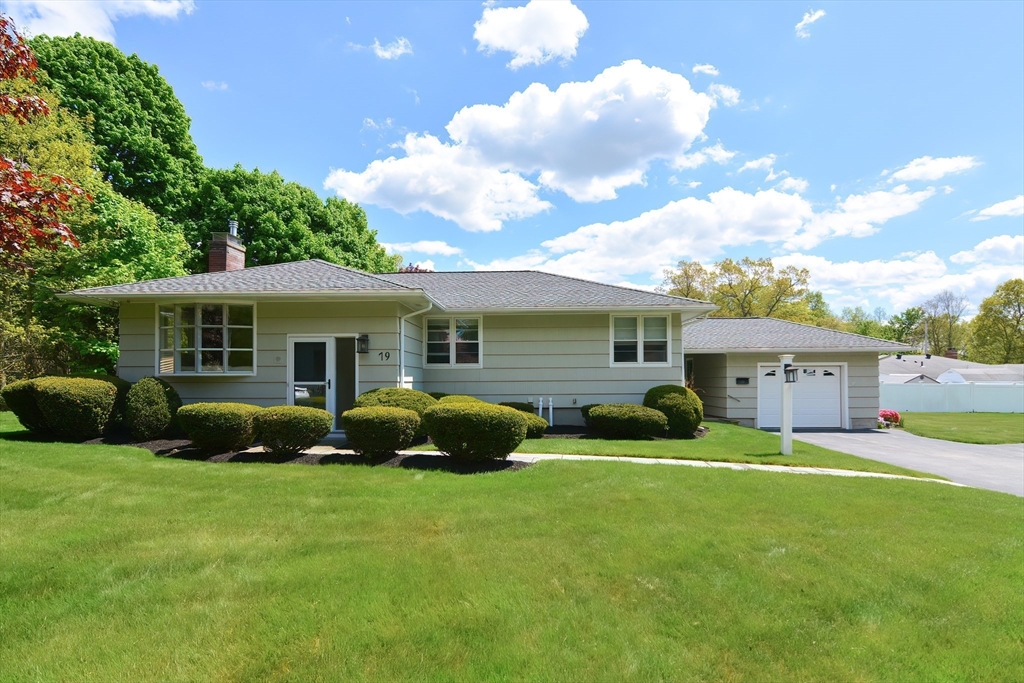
left=880, top=382, right=1024, bottom=413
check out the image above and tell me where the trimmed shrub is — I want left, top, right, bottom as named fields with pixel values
left=427, top=392, right=449, bottom=400
left=33, top=377, right=117, bottom=441
left=499, top=401, right=535, bottom=414
left=1, top=379, right=49, bottom=433
left=257, top=406, right=334, bottom=457
left=588, top=404, right=667, bottom=440
left=438, top=394, right=485, bottom=404
left=580, top=404, right=601, bottom=428
left=68, top=372, right=131, bottom=425
left=523, top=412, right=548, bottom=439
left=643, top=385, right=703, bottom=437
left=125, top=377, right=182, bottom=441
left=342, top=406, right=420, bottom=457
left=0, top=393, right=7, bottom=411
left=353, top=388, right=437, bottom=437
left=422, top=403, right=528, bottom=460
left=176, top=402, right=263, bottom=453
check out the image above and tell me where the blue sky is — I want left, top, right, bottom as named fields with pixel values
left=5, top=0, right=1023, bottom=314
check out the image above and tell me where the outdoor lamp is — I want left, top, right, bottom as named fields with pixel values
left=783, top=365, right=799, bottom=383
left=357, top=334, right=369, bottom=354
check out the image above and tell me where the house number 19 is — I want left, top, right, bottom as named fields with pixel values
left=378, top=351, right=391, bottom=361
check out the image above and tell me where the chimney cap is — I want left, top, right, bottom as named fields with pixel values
left=228, top=219, right=239, bottom=237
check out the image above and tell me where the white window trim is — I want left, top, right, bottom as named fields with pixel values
left=424, top=316, right=483, bottom=369
left=609, top=314, right=672, bottom=367
left=153, top=301, right=258, bottom=377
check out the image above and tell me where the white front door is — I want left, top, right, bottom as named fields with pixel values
left=758, top=365, right=843, bottom=429
left=288, top=337, right=335, bottom=419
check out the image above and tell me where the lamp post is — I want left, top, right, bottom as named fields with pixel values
left=779, top=354, right=796, bottom=455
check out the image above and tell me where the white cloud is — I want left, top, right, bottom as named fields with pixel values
left=970, top=195, right=1024, bottom=221
left=708, top=83, right=741, bottom=107
left=382, top=240, right=463, bottom=256
left=469, top=181, right=939, bottom=284
left=674, top=141, right=737, bottom=169
left=372, top=37, right=413, bottom=59
left=950, top=234, right=1024, bottom=264
left=687, top=181, right=702, bottom=189
left=738, top=154, right=776, bottom=173
left=201, top=80, right=228, bottom=91
left=412, top=259, right=436, bottom=271
left=324, top=133, right=551, bottom=232
left=474, top=0, right=588, bottom=69
left=795, top=9, right=826, bottom=38
left=776, top=176, right=808, bottom=193
left=888, top=155, right=979, bottom=182
left=692, top=63, right=719, bottom=76
left=4, top=0, right=194, bottom=43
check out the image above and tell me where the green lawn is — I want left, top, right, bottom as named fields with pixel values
left=2, top=414, right=1022, bottom=682
left=413, top=421, right=932, bottom=478
left=900, top=412, right=1024, bottom=444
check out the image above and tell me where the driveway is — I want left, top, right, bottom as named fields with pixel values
left=796, top=430, right=1024, bottom=497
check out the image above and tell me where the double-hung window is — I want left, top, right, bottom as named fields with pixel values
left=611, top=315, right=669, bottom=365
left=426, top=317, right=481, bottom=366
left=158, top=303, right=255, bottom=375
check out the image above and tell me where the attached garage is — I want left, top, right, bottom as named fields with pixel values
left=682, top=318, right=911, bottom=431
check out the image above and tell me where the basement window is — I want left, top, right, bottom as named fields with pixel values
left=158, top=303, right=255, bottom=375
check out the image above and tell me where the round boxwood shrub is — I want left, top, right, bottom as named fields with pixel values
left=422, top=403, right=528, bottom=460
left=256, top=405, right=334, bottom=457
left=68, top=373, right=131, bottom=426
left=353, top=387, right=437, bottom=437
left=33, top=377, right=117, bottom=441
left=579, top=404, right=601, bottom=428
left=1, top=379, right=49, bottom=433
left=342, top=406, right=420, bottom=458
left=176, top=402, right=263, bottom=453
left=523, top=412, right=548, bottom=439
left=499, top=401, right=535, bottom=414
left=588, top=404, right=667, bottom=440
left=643, top=385, right=703, bottom=438
left=438, top=394, right=484, bottom=404
left=125, top=377, right=182, bottom=441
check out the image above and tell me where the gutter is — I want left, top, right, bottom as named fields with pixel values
left=399, top=300, right=433, bottom=388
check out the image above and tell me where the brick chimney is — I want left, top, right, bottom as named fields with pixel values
left=208, top=220, right=246, bottom=272
left=944, top=348, right=959, bottom=359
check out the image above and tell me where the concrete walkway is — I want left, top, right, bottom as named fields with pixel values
left=308, top=447, right=963, bottom=489
left=795, top=430, right=1024, bottom=497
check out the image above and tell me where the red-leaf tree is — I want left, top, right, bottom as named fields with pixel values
left=1, top=14, right=86, bottom=271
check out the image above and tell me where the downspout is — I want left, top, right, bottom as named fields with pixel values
left=399, top=301, right=433, bottom=388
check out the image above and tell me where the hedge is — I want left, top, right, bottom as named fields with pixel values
left=353, top=388, right=437, bottom=437
left=422, top=403, right=527, bottom=460
left=125, top=377, right=182, bottom=441
left=34, top=377, right=118, bottom=441
left=579, top=404, right=601, bottom=428
left=643, top=385, right=703, bottom=437
left=256, top=406, right=334, bottom=457
left=523, top=412, right=549, bottom=439
left=68, top=373, right=131, bottom=425
left=2, top=380, right=48, bottom=433
left=587, top=403, right=667, bottom=440
left=176, top=402, right=263, bottom=453
left=342, top=406, right=420, bottom=457
left=499, top=401, right=535, bottom=414
left=438, top=395, right=485, bottom=404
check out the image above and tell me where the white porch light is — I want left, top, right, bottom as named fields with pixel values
left=779, top=354, right=796, bottom=455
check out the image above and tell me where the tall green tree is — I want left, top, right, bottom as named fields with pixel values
left=30, top=34, right=204, bottom=220
left=186, top=166, right=398, bottom=273
left=881, top=307, right=925, bottom=347
left=663, top=258, right=815, bottom=321
left=968, top=279, right=1024, bottom=364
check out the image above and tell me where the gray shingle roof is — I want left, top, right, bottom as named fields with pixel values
left=66, top=260, right=415, bottom=296
left=880, top=354, right=1024, bottom=382
left=378, top=270, right=712, bottom=310
left=682, top=317, right=912, bottom=351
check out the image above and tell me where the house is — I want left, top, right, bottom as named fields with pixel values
left=878, top=373, right=938, bottom=385
left=879, top=354, right=1024, bottom=384
left=62, top=235, right=908, bottom=430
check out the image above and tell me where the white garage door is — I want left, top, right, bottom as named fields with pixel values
left=758, top=365, right=843, bottom=429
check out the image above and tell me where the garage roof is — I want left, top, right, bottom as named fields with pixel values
left=682, top=317, right=912, bottom=353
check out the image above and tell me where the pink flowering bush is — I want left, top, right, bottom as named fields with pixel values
left=879, top=409, right=902, bottom=426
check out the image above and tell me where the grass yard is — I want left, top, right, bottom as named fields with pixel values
left=900, top=412, right=1024, bottom=444
left=413, top=420, right=932, bottom=478
left=2, top=414, right=1022, bottom=682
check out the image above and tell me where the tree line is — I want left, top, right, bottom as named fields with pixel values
left=1, top=18, right=400, bottom=381
left=662, top=258, right=1023, bottom=364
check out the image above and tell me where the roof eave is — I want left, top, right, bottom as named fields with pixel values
left=435, top=304, right=719, bottom=314
left=684, top=345, right=914, bottom=354
left=57, top=289, right=444, bottom=309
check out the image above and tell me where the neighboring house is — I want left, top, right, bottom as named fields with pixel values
left=879, top=373, right=938, bottom=385
left=63, top=235, right=908, bottom=430
left=681, top=318, right=909, bottom=430
left=880, top=354, right=1024, bottom=384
